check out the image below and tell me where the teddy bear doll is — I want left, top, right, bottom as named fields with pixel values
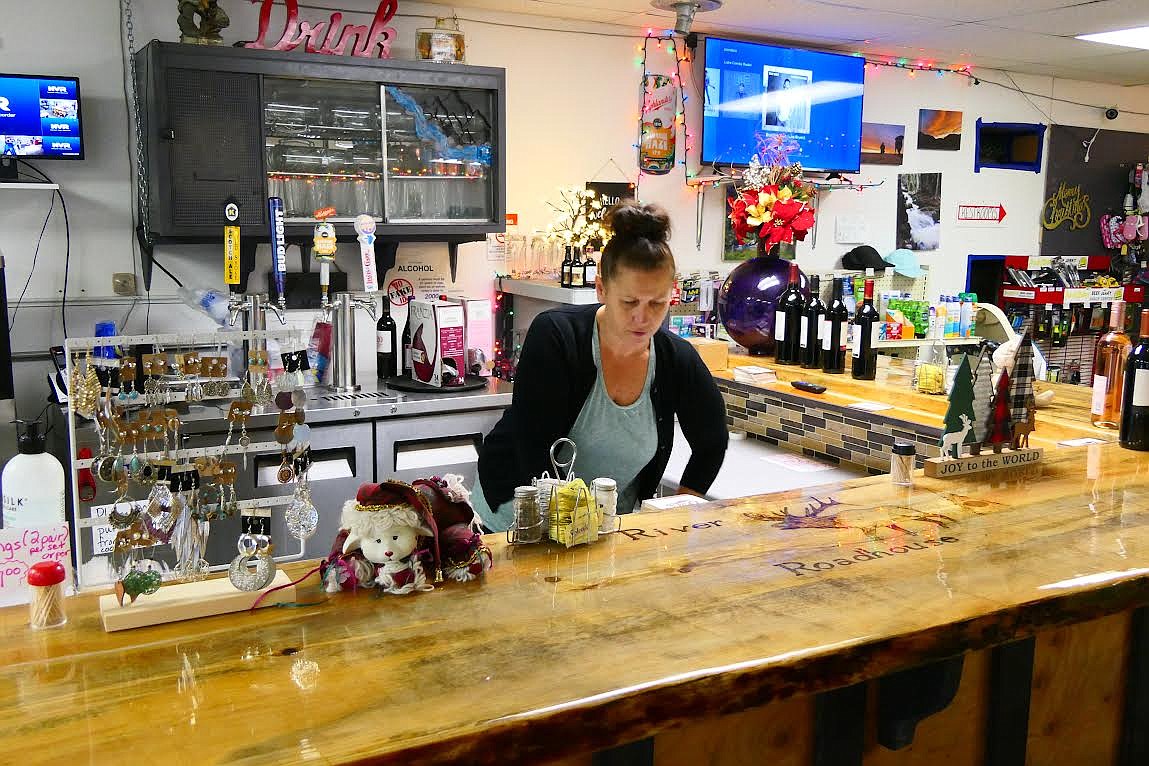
left=321, top=481, right=440, bottom=595
left=413, top=474, right=493, bottom=583
left=320, top=476, right=493, bottom=595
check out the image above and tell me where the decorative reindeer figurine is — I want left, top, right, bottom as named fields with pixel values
left=940, top=413, right=974, bottom=460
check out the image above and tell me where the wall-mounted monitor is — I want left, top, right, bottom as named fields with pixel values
left=702, top=38, right=864, bottom=173
left=0, top=73, right=84, bottom=160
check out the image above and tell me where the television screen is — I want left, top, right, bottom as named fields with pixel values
left=0, top=74, right=83, bottom=159
left=702, top=38, right=864, bottom=172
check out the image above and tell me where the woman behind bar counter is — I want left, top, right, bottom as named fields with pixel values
left=473, top=202, right=728, bottom=531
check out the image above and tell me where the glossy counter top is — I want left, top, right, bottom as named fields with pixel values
left=718, top=352, right=1107, bottom=449
left=3, top=444, right=1148, bottom=764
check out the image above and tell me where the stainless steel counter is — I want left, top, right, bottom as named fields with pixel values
left=157, top=378, right=513, bottom=433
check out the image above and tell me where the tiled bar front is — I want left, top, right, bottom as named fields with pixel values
left=715, top=379, right=942, bottom=474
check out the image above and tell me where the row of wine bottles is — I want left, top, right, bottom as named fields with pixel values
left=1090, top=300, right=1149, bottom=450
left=773, top=264, right=881, bottom=380
left=560, top=246, right=599, bottom=289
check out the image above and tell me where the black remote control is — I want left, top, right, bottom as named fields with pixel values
left=791, top=381, right=827, bottom=394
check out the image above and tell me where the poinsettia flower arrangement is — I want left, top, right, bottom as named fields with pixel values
left=728, top=136, right=817, bottom=248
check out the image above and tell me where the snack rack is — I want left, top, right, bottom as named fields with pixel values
left=64, top=328, right=308, bottom=589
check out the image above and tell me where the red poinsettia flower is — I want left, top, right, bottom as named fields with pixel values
left=771, top=198, right=802, bottom=225
left=791, top=207, right=816, bottom=240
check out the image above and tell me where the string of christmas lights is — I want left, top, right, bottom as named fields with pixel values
left=861, top=56, right=978, bottom=82
left=633, top=31, right=696, bottom=199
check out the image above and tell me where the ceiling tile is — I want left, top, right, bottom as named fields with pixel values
left=978, top=0, right=1149, bottom=35
left=802, top=0, right=1082, bottom=24
left=882, top=23, right=1110, bottom=62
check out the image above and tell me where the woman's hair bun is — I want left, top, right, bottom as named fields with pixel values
left=605, top=202, right=671, bottom=243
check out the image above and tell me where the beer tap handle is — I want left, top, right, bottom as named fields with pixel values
left=353, top=297, right=378, bottom=321
left=265, top=302, right=287, bottom=326
left=227, top=295, right=246, bottom=327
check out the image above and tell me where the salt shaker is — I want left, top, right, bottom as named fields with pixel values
left=891, top=442, right=915, bottom=487
left=592, top=478, right=618, bottom=533
left=27, top=560, right=67, bottom=630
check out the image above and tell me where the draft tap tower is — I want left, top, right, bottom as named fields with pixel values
left=226, top=197, right=286, bottom=356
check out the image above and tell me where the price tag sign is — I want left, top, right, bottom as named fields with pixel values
left=224, top=225, right=241, bottom=285
left=0, top=525, right=73, bottom=607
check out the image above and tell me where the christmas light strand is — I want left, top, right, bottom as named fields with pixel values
left=633, top=31, right=696, bottom=200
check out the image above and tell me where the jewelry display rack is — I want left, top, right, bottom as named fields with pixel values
left=64, top=327, right=308, bottom=591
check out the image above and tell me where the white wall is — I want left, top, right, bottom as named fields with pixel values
left=4, top=0, right=1149, bottom=415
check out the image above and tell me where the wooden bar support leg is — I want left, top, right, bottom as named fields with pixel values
left=814, top=682, right=867, bottom=766
left=876, top=655, right=965, bottom=750
left=984, top=637, right=1035, bottom=766
left=591, top=737, right=654, bottom=766
left=1120, top=607, right=1149, bottom=766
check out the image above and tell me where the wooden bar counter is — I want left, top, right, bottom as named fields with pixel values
left=3, top=444, right=1149, bottom=765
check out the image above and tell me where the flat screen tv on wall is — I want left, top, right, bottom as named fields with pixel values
left=702, top=37, right=864, bottom=173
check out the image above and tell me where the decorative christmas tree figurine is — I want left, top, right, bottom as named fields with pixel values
left=1007, top=334, right=1037, bottom=445
left=939, top=354, right=977, bottom=459
left=969, top=346, right=995, bottom=456
left=985, top=369, right=1014, bottom=453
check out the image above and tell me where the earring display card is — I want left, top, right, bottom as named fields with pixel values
left=241, top=512, right=272, bottom=537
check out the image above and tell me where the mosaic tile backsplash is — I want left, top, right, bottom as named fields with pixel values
left=716, top=379, right=942, bottom=475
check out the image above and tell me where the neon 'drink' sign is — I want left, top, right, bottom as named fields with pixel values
left=244, top=0, right=398, bottom=58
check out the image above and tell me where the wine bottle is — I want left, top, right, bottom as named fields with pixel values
left=851, top=278, right=880, bottom=380
left=774, top=261, right=804, bottom=365
left=569, top=247, right=585, bottom=288
left=1092, top=300, right=1133, bottom=429
left=401, top=308, right=414, bottom=377
left=560, top=246, right=573, bottom=288
left=582, top=247, right=598, bottom=289
left=1120, top=309, right=1149, bottom=450
left=801, top=275, right=825, bottom=369
left=822, top=278, right=849, bottom=374
left=376, top=298, right=397, bottom=379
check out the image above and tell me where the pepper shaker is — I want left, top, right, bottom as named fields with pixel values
left=27, top=561, right=68, bottom=630
left=891, top=442, right=915, bottom=487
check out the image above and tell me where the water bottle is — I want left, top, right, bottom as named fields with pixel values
left=178, top=286, right=231, bottom=325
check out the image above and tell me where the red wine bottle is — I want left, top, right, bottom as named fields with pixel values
left=801, top=275, right=825, bottom=369
left=376, top=298, right=397, bottom=379
left=401, top=308, right=413, bottom=376
left=851, top=278, right=880, bottom=380
left=822, top=277, right=848, bottom=374
left=1120, top=309, right=1149, bottom=449
left=774, top=261, right=804, bottom=365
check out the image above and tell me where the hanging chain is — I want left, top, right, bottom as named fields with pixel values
left=123, top=0, right=151, bottom=247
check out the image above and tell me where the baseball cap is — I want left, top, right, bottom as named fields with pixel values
left=883, top=248, right=925, bottom=278
left=841, top=245, right=892, bottom=271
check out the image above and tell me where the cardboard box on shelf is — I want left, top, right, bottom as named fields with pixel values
left=687, top=337, right=730, bottom=372
left=409, top=299, right=467, bottom=387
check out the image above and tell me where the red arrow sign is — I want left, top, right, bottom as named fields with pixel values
left=957, top=204, right=1007, bottom=222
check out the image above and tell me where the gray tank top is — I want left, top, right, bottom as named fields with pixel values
left=471, top=318, right=659, bottom=530
left=566, top=319, right=658, bottom=513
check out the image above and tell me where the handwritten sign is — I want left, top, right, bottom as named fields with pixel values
left=1041, top=182, right=1091, bottom=231
left=0, top=525, right=73, bottom=607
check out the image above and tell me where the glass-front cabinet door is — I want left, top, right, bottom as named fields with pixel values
left=264, top=77, right=383, bottom=222
left=382, top=84, right=495, bottom=224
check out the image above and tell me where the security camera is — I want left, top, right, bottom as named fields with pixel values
left=1105, top=107, right=1120, bottom=121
